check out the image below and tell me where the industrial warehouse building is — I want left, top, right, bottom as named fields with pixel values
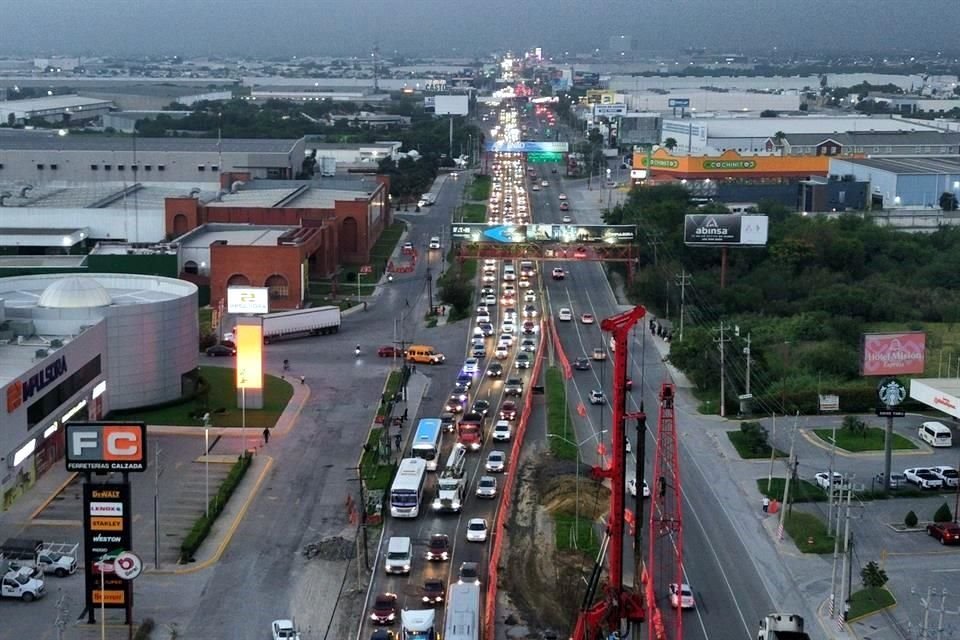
left=828, top=156, right=960, bottom=209
left=0, top=130, right=306, bottom=183
left=0, top=273, right=198, bottom=504
left=0, top=94, right=114, bottom=125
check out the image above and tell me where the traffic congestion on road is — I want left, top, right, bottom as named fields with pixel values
left=358, top=104, right=543, bottom=640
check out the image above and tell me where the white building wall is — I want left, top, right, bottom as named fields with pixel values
left=829, top=159, right=899, bottom=208
left=0, top=207, right=165, bottom=243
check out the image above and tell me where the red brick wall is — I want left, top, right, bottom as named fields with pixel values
left=210, top=244, right=305, bottom=310
left=165, top=197, right=200, bottom=238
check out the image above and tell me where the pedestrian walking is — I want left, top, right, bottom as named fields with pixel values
left=394, top=433, right=402, bottom=451
left=402, top=408, right=409, bottom=423
left=762, top=496, right=770, bottom=513
left=300, top=375, right=305, bottom=385
left=263, top=428, right=270, bottom=445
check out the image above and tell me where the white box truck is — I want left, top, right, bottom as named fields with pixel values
left=400, top=609, right=436, bottom=640
left=320, top=157, right=336, bottom=177
left=262, top=307, right=341, bottom=344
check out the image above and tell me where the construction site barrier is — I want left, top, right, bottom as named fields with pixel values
left=484, top=318, right=546, bottom=640
left=548, top=318, right=573, bottom=379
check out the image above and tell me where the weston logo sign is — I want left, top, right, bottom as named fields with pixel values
left=6, top=356, right=68, bottom=413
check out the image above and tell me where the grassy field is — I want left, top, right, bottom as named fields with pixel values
left=468, top=175, right=491, bottom=201
left=812, top=427, right=917, bottom=452
left=848, top=587, right=896, bottom=620
left=727, top=431, right=786, bottom=459
left=360, top=427, right=396, bottom=492
left=546, top=367, right=577, bottom=460
left=554, top=513, right=601, bottom=558
left=461, top=203, right=487, bottom=223
left=866, top=321, right=960, bottom=378
left=111, top=366, right=293, bottom=429
left=783, top=510, right=835, bottom=553
left=757, top=478, right=828, bottom=503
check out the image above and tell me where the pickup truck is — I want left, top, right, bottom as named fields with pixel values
left=1, top=570, right=45, bottom=602
left=0, top=539, right=77, bottom=578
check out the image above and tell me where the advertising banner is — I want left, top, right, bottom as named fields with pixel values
left=433, top=95, right=469, bottom=116
left=593, top=104, right=627, bottom=117
left=861, top=332, right=926, bottom=376
left=485, top=141, right=569, bottom=153
left=226, top=287, right=269, bottom=315
left=910, top=379, right=960, bottom=419
left=668, top=98, right=691, bottom=108
left=236, top=322, right=264, bottom=391
left=683, top=214, right=769, bottom=246
left=83, top=482, right=132, bottom=610
left=451, top=224, right=635, bottom=245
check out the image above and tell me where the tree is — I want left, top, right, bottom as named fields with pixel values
left=904, top=510, right=918, bottom=528
left=773, top=131, right=787, bottom=147
left=939, top=191, right=958, bottom=211
left=860, top=561, right=889, bottom=588
left=842, top=415, right=867, bottom=437
left=663, top=137, right=678, bottom=151
left=933, top=502, right=953, bottom=523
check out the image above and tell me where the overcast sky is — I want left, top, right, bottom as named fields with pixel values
left=1, top=0, right=955, bottom=59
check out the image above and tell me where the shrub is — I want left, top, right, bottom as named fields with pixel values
left=933, top=502, right=953, bottom=523
left=739, top=421, right=770, bottom=455
left=860, top=561, right=889, bottom=588
left=904, top=510, right=918, bottom=528
left=179, top=452, right=252, bottom=563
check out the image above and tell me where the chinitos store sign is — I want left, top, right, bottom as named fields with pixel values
left=702, top=159, right=757, bottom=170
left=6, top=356, right=68, bottom=413
left=683, top=214, right=769, bottom=247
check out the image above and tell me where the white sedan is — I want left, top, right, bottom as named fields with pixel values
left=814, top=472, right=844, bottom=490
left=493, top=420, right=512, bottom=441
left=669, top=583, right=695, bottom=609
left=466, top=518, right=489, bottom=542
left=558, top=308, right=573, bottom=322
left=485, top=451, right=507, bottom=473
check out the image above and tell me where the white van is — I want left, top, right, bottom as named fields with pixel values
left=919, top=421, right=953, bottom=447
left=384, top=536, right=412, bottom=575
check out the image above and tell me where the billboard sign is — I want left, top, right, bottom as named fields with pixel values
left=683, top=214, right=769, bottom=246
left=227, top=287, right=269, bottom=315
left=451, top=224, right=635, bottom=245
left=485, top=141, right=569, bottom=153
left=861, top=332, right=926, bottom=376
left=910, top=379, right=960, bottom=419
left=594, top=104, right=627, bottom=117
left=433, top=95, right=469, bottom=116
left=236, top=323, right=264, bottom=390
left=65, top=422, right=147, bottom=472
left=668, top=98, right=691, bottom=108
left=83, top=482, right=132, bottom=610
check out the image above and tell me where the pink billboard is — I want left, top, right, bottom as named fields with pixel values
left=861, top=332, right=926, bottom=376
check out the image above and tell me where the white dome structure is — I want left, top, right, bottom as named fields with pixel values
left=37, top=276, right=113, bottom=309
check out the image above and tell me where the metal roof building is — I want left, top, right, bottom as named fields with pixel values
left=0, top=95, right=114, bottom=124
left=828, top=156, right=960, bottom=208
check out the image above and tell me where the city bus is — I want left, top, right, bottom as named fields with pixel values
left=411, top=418, right=444, bottom=471
left=444, top=582, right=481, bottom=640
left=390, top=458, right=428, bottom=518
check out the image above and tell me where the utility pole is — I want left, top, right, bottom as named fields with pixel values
left=715, top=322, right=731, bottom=417
left=777, top=414, right=800, bottom=540
left=154, top=444, right=162, bottom=569
left=426, top=266, right=433, bottom=315
left=827, top=417, right=840, bottom=536
left=647, top=232, right=662, bottom=267
left=838, top=480, right=854, bottom=630
left=54, top=588, right=67, bottom=640
left=675, top=271, right=690, bottom=342
left=829, top=481, right=844, bottom=619
left=743, top=332, right=752, bottom=397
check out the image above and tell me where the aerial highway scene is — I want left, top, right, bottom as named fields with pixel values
left=0, top=2, right=959, bottom=639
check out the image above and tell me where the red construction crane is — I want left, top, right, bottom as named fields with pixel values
left=648, top=382, right=684, bottom=640
left=570, top=305, right=646, bottom=640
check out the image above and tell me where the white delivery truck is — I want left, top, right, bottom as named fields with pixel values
left=262, top=306, right=341, bottom=344
left=758, top=613, right=810, bottom=640
left=319, top=157, right=336, bottom=177
left=400, top=609, right=436, bottom=640
left=1, top=571, right=45, bottom=602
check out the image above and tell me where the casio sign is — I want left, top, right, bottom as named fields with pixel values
left=65, top=423, right=147, bottom=472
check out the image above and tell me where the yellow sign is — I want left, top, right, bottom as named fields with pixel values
left=89, top=517, right=124, bottom=531
left=93, top=590, right=126, bottom=605
left=586, top=90, right=617, bottom=105
left=236, top=324, right=263, bottom=390
left=632, top=149, right=829, bottom=178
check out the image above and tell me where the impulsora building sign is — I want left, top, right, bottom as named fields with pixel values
left=683, top=214, right=769, bottom=246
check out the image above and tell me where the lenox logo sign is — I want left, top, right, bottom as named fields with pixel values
left=65, top=423, right=147, bottom=472
left=6, top=356, right=68, bottom=413
left=89, top=502, right=123, bottom=517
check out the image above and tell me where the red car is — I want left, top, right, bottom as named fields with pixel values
left=573, top=246, right=588, bottom=259
left=370, top=593, right=399, bottom=625
left=378, top=345, right=399, bottom=357
left=559, top=201, right=570, bottom=211
left=499, top=400, right=519, bottom=421
left=927, top=522, right=960, bottom=545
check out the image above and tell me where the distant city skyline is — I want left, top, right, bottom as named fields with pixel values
left=0, top=0, right=957, bottom=60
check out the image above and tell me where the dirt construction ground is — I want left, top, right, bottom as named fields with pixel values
left=498, top=440, right=611, bottom=639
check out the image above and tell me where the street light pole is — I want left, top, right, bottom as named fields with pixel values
left=203, top=413, right=211, bottom=518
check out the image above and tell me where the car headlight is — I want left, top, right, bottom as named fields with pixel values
left=388, top=613, right=395, bottom=621
left=403, top=564, right=410, bottom=571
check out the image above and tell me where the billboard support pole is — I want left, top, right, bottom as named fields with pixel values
left=883, top=414, right=893, bottom=493
left=720, top=247, right=728, bottom=289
